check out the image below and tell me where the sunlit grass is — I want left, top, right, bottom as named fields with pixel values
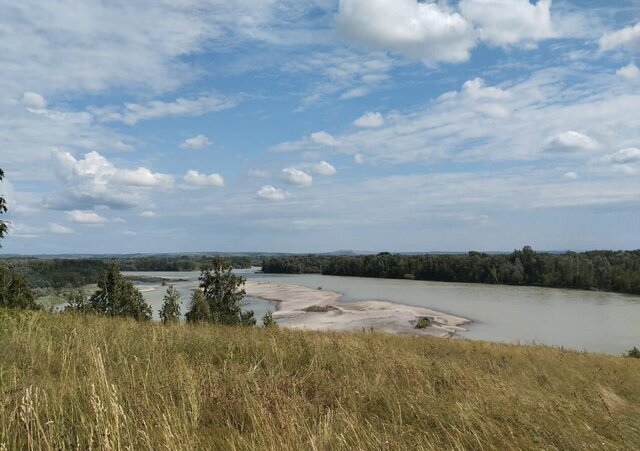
left=1, top=309, right=639, bottom=450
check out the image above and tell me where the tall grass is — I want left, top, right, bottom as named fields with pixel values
left=1, top=309, right=639, bottom=450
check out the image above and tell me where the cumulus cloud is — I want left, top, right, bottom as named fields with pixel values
left=67, top=210, right=108, bottom=224
left=310, top=131, right=339, bottom=146
left=459, top=0, right=555, bottom=47
left=180, top=134, right=212, bottom=149
left=546, top=131, right=599, bottom=153
left=599, top=22, right=640, bottom=53
left=337, top=0, right=475, bottom=64
left=354, top=153, right=365, bottom=164
left=282, top=167, right=313, bottom=186
left=312, top=161, right=337, bottom=176
left=21, top=91, right=47, bottom=110
left=91, top=94, right=237, bottom=125
left=354, top=111, right=384, bottom=128
left=616, top=62, right=640, bottom=80
left=48, top=150, right=173, bottom=210
left=47, top=223, right=73, bottom=234
left=184, top=170, right=225, bottom=187
left=257, top=185, right=288, bottom=201
left=563, top=171, right=578, bottom=180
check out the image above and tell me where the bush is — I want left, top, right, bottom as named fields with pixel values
left=626, top=347, right=640, bottom=359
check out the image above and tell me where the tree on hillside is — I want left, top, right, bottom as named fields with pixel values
left=0, top=266, right=40, bottom=310
left=66, top=263, right=152, bottom=320
left=185, top=289, right=210, bottom=323
left=198, top=258, right=255, bottom=326
left=159, top=285, right=181, bottom=324
left=0, top=168, right=8, bottom=246
left=262, top=310, right=277, bottom=327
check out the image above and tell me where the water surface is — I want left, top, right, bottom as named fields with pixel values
left=125, top=269, right=640, bottom=355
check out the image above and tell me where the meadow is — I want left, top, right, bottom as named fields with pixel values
left=1, top=309, right=639, bottom=450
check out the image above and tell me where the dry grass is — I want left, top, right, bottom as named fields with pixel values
left=1, top=309, right=639, bottom=450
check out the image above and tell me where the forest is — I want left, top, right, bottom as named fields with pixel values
left=0, top=255, right=255, bottom=288
left=261, top=247, right=640, bottom=295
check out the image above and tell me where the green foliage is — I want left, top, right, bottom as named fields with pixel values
left=185, top=290, right=210, bottom=323
left=159, top=285, right=181, bottom=324
left=0, top=168, right=8, bottom=246
left=262, top=247, right=640, bottom=295
left=65, top=263, right=152, bottom=321
left=626, top=347, right=640, bottom=359
left=64, top=290, right=92, bottom=313
left=262, top=310, right=277, bottom=327
left=197, top=258, right=255, bottom=326
left=415, top=317, right=431, bottom=329
left=0, top=265, right=40, bottom=310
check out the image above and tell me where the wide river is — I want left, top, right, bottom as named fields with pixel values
left=124, top=269, right=640, bottom=355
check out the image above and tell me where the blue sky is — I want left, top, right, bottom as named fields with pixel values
left=1, top=0, right=639, bottom=254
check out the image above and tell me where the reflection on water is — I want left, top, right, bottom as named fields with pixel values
left=126, top=269, right=640, bottom=355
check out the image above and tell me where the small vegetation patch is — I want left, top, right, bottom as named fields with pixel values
left=626, top=347, right=640, bottom=358
left=303, top=304, right=339, bottom=313
left=415, top=317, right=431, bottom=329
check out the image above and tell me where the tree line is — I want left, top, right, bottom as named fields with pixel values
left=262, top=247, right=640, bottom=295
left=1, top=255, right=255, bottom=288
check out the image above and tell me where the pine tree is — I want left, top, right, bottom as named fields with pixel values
left=159, top=285, right=182, bottom=324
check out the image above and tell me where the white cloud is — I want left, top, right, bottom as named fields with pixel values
left=616, top=62, right=640, bottom=80
left=248, top=169, right=271, bottom=178
left=47, top=223, right=73, bottom=234
left=310, top=131, right=339, bottom=146
left=48, top=150, right=173, bottom=210
left=599, top=22, right=640, bottom=52
left=459, top=0, right=555, bottom=47
left=180, top=134, right=212, bottom=149
left=112, top=167, right=174, bottom=188
left=67, top=210, right=107, bottom=224
left=599, top=148, right=640, bottom=176
left=284, top=50, right=393, bottom=107
left=312, top=161, right=337, bottom=176
left=354, top=153, right=365, bottom=164
left=563, top=171, right=578, bottom=180
left=141, top=211, right=157, bottom=218
left=91, top=94, right=237, bottom=125
left=354, top=112, right=384, bottom=128
left=546, top=131, right=599, bottom=153
left=461, top=78, right=511, bottom=100
left=21, top=92, right=47, bottom=110
left=282, top=168, right=313, bottom=186
left=257, top=185, right=288, bottom=201
left=337, top=0, right=476, bottom=64
left=184, top=170, right=225, bottom=187
left=340, top=87, right=369, bottom=100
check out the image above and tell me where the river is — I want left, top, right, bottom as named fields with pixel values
left=125, top=269, right=640, bottom=355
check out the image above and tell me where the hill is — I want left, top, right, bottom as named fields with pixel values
left=1, top=310, right=639, bottom=450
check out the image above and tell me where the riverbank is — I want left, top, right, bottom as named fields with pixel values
left=245, top=280, right=470, bottom=337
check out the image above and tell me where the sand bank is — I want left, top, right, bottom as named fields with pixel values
left=245, top=280, right=470, bottom=337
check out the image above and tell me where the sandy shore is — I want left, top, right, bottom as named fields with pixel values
left=245, top=280, right=470, bottom=337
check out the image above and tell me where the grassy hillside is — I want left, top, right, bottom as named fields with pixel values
left=1, top=310, right=639, bottom=450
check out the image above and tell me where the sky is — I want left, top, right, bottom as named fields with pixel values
left=0, top=0, right=639, bottom=254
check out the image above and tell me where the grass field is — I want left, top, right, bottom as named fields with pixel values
left=1, top=309, right=639, bottom=450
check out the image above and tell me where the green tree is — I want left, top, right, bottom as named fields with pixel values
left=199, top=258, right=255, bottom=326
left=64, top=290, right=92, bottom=313
left=159, top=285, right=181, bottom=324
left=262, top=310, right=277, bottom=327
left=0, top=168, right=8, bottom=246
left=83, top=263, right=152, bottom=321
left=0, top=265, right=40, bottom=310
left=185, top=289, right=210, bottom=323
